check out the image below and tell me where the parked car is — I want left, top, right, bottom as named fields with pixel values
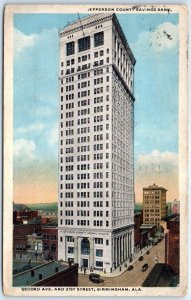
left=92, top=277, right=104, bottom=284
left=139, top=256, right=144, bottom=261
left=89, top=273, right=100, bottom=281
left=141, top=263, right=149, bottom=272
left=89, top=273, right=104, bottom=284
left=127, top=265, right=134, bottom=271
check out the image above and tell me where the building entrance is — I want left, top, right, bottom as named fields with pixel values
left=82, top=258, right=88, bottom=268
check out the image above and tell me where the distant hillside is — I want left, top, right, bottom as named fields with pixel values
left=13, top=203, right=31, bottom=211
left=27, top=202, right=58, bottom=212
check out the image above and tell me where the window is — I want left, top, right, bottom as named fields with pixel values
left=96, top=261, right=103, bottom=267
left=96, top=249, right=103, bottom=257
left=95, top=238, right=103, bottom=244
left=66, top=41, right=75, bottom=56
left=94, top=32, right=104, bottom=47
left=68, top=246, right=74, bottom=254
left=78, top=36, right=90, bottom=52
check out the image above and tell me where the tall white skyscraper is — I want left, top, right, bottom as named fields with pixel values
left=58, top=13, right=136, bottom=273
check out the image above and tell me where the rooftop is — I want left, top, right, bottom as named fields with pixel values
left=163, top=214, right=180, bottom=222
left=143, top=183, right=167, bottom=191
left=59, top=13, right=113, bottom=35
left=13, top=261, right=68, bottom=286
left=59, top=13, right=136, bottom=65
left=140, top=224, right=156, bottom=229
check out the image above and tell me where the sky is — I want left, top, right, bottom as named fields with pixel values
left=13, top=12, right=179, bottom=204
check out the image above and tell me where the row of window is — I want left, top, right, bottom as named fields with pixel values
left=78, top=99, right=90, bottom=107
left=59, top=236, right=109, bottom=247
left=144, top=196, right=160, bottom=200
left=77, top=182, right=90, bottom=189
left=93, top=153, right=109, bottom=160
left=66, top=32, right=104, bottom=56
left=78, top=81, right=90, bottom=88
left=60, top=200, right=109, bottom=208
left=65, top=94, right=74, bottom=101
left=77, top=117, right=90, bottom=125
left=93, top=201, right=109, bottom=207
left=78, top=108, right=90, bottom=116
left=94, top=211, right=109, bottom=217
left=77, top=210, right=89, bottom=216
left=77, top=154, right=90, bottom=162
left=93, top=220, right=109, bottom=227
left=61, top=181, right=110, bottom=190
left=77, top=220, right=89, bottom=226
left=65, top=129, right=74, bottom=136
left=77, top=127, right=90, bottom=134
left=78, top=90, right=90, bottom=97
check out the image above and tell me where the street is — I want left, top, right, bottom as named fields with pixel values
left=78, top=239, right=165, bottom=287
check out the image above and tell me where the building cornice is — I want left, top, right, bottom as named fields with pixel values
left=143, top=187, right=168, bottom=191
left=59, top=14, right=113, bottom=37
left=59, top=13, right=136, bottom=65
left=112, top=14, right=136, bottom=65
left=112, top=224, right=134, bottom=235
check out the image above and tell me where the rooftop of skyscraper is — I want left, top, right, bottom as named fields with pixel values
left=143, top=183, right=168, bottom=191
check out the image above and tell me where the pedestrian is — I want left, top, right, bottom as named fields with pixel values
left=154, top=254, right=159, bottom=263
left=84, top=268, right=86, bottom=274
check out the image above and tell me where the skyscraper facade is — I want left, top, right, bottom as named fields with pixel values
left=143, top=183, right=167, bottom=226
left=58, top=13, right=136, bottom=273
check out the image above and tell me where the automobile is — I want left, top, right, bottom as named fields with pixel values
left=127, top=265, right=134, bottom=271
left=92, top=277, right=104, bottom=284
left=89, top=273, right=100, bottom=281
left=139, top=256, right=144, bottom=261
left=141, top=263, right=149, bottom=272
left=146, top=250, right=150, bottom=255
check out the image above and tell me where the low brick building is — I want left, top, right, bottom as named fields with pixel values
left=13, top=224, right=58, bottom=261
left=42, top=226, right=58, bottom=260
left=13, top=210, right=39, bottom=224
left=134, top=211, right=143, bottom=251
left=13, top=224, right=42, bottom=260
left=165, top=215, right=179, bottom=274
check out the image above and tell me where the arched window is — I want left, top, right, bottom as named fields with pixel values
left=81, top=238, right=90, bottom=255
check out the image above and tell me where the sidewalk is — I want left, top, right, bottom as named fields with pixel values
left=78, top=244, right=153, bottom=278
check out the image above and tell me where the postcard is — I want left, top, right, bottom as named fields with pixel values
left=3, top=4, right=188, bottom=297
